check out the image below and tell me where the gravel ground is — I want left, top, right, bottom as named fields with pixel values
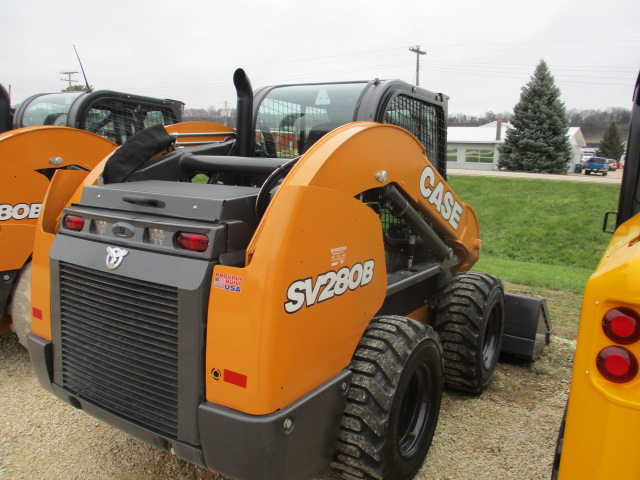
left=0, top=328, right=572, bottom=480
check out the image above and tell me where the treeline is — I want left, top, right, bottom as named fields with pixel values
left=567, top=108, right=630, bottom=144
left=448, top=108, right=631, bottom=145
left=447, top=111, right=512, bottom=127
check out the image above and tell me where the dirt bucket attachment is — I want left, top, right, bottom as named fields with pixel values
left=501, top=293, right=552, bottom=360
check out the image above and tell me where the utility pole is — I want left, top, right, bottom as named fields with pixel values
left=60, top=71, right=79, bottom=89
left=409, top=46, right=426, bottom=86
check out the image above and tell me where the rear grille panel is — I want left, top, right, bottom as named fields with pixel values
left=59, top=262, right=180, bottom=439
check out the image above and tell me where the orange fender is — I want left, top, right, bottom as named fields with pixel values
left=0, top=126, right=116, bottom=272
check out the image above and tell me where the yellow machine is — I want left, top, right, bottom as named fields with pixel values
left=27, top=70, right=548, bottom=480
left=0, top=86, right=183, bottom=342
left=553, top=72, right=640, bottom=479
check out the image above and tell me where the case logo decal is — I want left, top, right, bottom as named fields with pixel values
left=106, top=246, right=129, bottom=270
left=284, top=259, right=375, bottom=314
left=419, top=166, right=463, bottom=230
left=0, top=203, right=42, bottom=221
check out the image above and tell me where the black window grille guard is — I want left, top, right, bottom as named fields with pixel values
left=383, top=94, right=447, bottom=179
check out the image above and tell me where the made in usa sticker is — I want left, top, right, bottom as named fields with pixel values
left=214, top=272, right=243, bottom=293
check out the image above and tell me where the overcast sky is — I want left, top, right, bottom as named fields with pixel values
left=2, top=0, right=638, bottom=115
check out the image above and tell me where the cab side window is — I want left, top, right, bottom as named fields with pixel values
left=383, top=94, right=447, bottom=177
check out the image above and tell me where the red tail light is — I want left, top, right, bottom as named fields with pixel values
left=596, top=346, right=638, bottom=383
left=176, top=232, right=209, bottom=252
left=63, top=215, right=85, bottom=231
left=603, top=308, right=640, bottom=344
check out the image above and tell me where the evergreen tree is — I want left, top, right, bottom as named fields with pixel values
left=596, top=122, right=626, bottom=160
left=498, top=60, right=573, bottom=173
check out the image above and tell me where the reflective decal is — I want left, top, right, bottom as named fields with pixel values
left=284, top=259, right=375, bottom=314
left=0, top=203, right=42, bottom=221
left=419, top=166, right=463, bottom=230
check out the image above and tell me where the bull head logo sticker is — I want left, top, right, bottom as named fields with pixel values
left=106, top=246, right=129, bottom=270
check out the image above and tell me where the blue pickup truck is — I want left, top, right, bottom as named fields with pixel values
left=583, top=157, right=608, bottom=176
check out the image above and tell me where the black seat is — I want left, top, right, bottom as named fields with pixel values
left=301, top=122, right=341, bottom=153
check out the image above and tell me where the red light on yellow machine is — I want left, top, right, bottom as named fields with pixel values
left=596, top=346, right=638, bottom=383
left=603, top=308, right=640, bottom=344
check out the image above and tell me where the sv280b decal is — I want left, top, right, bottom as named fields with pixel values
left=284, top=260, right=375, bottom=314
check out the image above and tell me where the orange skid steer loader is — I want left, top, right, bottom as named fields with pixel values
left=0, top=85, right=185, bottom=342
left=27, top=70, right=550, bottom=479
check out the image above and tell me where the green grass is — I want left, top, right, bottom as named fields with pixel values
left=474, top=256, right=593, bottom=293
left=448, top=175, right=620, bottom=292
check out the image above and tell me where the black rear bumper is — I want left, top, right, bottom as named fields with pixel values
left=28, top=333, right=350, bottom=480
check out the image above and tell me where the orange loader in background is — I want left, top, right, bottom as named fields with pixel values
left=0, top=85, right=186, bottom=343
left=25, top=69, right=551, bottom=479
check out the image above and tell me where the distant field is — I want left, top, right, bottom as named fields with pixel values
left=448, top=175, right=621, bottom=292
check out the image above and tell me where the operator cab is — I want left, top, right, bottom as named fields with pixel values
left=253, top=79, right=448, bottom=178
left=13, top=90, right=183, bottom=145
left=15, top=92, right=82, bottom=128
left=615, top=72, right=640, bottom=227
left=253, top=82, right=368, bottom=158
left=603, top=73, right=640, bottom=232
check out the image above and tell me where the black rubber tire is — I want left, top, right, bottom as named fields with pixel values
left=332, top=316, right=443, bottom=480
left=9, top=262, right=32, bottom=348
left=433, top=272, right=505, bottom=394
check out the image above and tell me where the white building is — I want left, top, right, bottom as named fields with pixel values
left=446, top=121, right=586, bottom=173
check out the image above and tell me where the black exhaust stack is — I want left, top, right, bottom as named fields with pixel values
left=0, top=84, right=12, bottom=134
left=233, top=69, right=253, bottom=157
